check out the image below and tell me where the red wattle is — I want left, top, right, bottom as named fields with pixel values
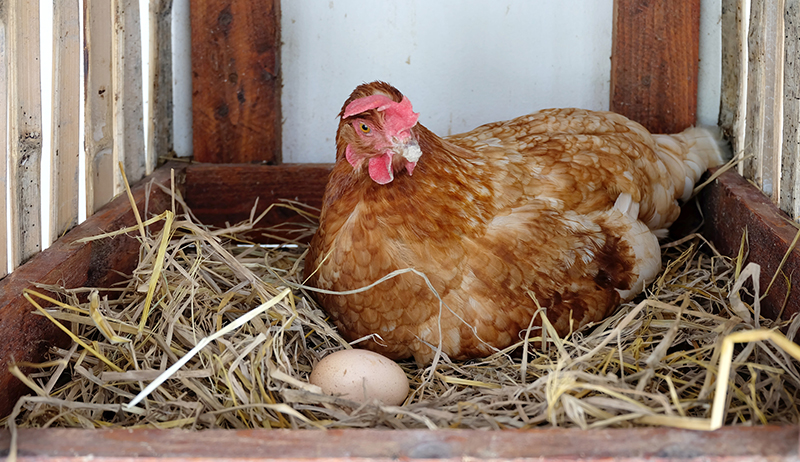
left=368, top=152, right=394, bottom=184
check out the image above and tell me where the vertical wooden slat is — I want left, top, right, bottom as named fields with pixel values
left=8, top=0, right=43, bottom=268
left=112, top=0, right=146, bottom=184
left=781, top=0, right=800, bottom=221
left=742, top=0, right=785, bottom=200
left=610, top=0, right=700, bottom=134
left=719, top=0, right=747, bottom=154
left=84, top=1, right=116, bottom=215
left=190, top=0, right=281, bottom=163
left=147, top=0, right=174, bottom=171
left=50, top=0, right=81, bottom=243
left=0, top=4, right=7, bottom=277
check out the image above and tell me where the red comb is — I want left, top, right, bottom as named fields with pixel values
left=343, top=94, right=396, bottom=118
left=344, top=94, right=419, bottom=136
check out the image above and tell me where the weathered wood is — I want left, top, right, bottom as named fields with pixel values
left=84, top=1, right=117, bottom=215
left=0, top=4, right=8, bottom=278
left=190, top=0, right=281, bottom=163
left=184, top=163, right=331, bottom=239
left=112, top=0, right=147, bottom=184
left=1, top=427, right=798, bottom=461
left=8, top=0, right=43, bottom=268
left=0, top=163, right=184, bottom=419
left=146, top=0, right=174, bottom=168
left=742, top=0, right=785, bottom=200
left=610, top=0, right=700, bottom=134
left=50, top=0, right=81, bottom=243
left=719, top=0, right=746, bottom=150
left=781, top=0, right=800, bottom=221
left=701, top=167, right=800, bottom=322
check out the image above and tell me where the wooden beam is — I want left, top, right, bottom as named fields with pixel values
left=8, top=0, right=43, bottom=267
left=184, top=163, right=331, bottom=239
left=0, top=163, right=183, bottom=418
left=190, top=0, right=281, bottom=164
left=1, top=427, right=798, bottom=461
left=610, top=0, right=700, bottom=134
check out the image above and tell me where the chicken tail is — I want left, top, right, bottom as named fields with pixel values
left=652, top=126, right=730, bottom=203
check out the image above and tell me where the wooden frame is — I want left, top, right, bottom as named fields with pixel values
left=1, top=0, right=799, bottom=460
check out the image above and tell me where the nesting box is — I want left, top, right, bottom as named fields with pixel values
left=1, top=0, right=799, bottom=460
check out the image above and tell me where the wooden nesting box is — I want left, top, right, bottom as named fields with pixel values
left=1, top=0, right=799, bottom=460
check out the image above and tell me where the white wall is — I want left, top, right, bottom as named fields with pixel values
left=280, top=1, right=615, bottom=163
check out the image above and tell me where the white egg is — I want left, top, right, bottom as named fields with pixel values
left=309, top=349, right=409, bottom=406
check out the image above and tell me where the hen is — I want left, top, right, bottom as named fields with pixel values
left=304, top=81, right=725, bottom=364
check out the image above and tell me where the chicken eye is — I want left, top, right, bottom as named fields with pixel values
left=358, top=123, right=371, bottom=134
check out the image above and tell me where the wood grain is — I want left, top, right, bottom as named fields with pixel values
left=190, top=0, right=281, bottom=164
left=780, top=0, right=800, bottom=221
left=50, top=0, right=81, bottom=243
left=146, top=0, right=174, bottom=169
left=1, top=427, right=797, bottom=461
left=701, top=167, right=800, bottom=323
left=610, top=0, right=700, bottom=134
left=8, top=0, right=43, bottom=268
left=83, top=0, right=117, bottom=215
left=0, top=163, right=183, bottom=419
left=0, top=5, right=8, bottom=278
left=742, top=0, right=785, bottom=202
left=184, top=163, right=331, bottom=241
left=112, top=0, right=147, bottom=184
left=719, top=0, right=746, bottom=146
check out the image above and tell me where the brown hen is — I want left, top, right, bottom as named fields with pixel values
left=304, top=81, right=725, bottom=364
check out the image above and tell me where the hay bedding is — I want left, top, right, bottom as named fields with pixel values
left=4, top=183, right=800, bottom=432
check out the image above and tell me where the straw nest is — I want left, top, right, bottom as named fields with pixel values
left=4, top=181, right=800, bottom=432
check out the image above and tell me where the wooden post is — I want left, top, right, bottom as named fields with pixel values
left=190, top=0, right=282, bottom=164
left=50, top=0, right=82, bottom=243
left=8, top=0, right=43, bottom=268
left=610, top=0, right=700, bottom=134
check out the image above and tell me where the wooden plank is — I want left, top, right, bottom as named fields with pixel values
left=49, top=0, right=81, bottom=243
left=83, top=1, right=117, bottom=215
left=780, top=0, right=800, bottom=221
left=610, top=0, right=700, bottom=134
left=8, top=0, right=43, bottom=268
left=0, top=162, right=184, bottom=419
left=701, top=167, right=800, bottom=322
left=146, top=0, right=174, bottom=169
left=184, top=163, right=330, bottom=241
left=112, top=0, right=147, bottom=184
left=1, top=427, right=798, bottom=461
left=190, top=0, right=281, bottom=163
left=718, top=0, right=747, bottom=153
left=742, top=0, right=785, bottom=201
left=0, top=5, right=8, bottom=278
